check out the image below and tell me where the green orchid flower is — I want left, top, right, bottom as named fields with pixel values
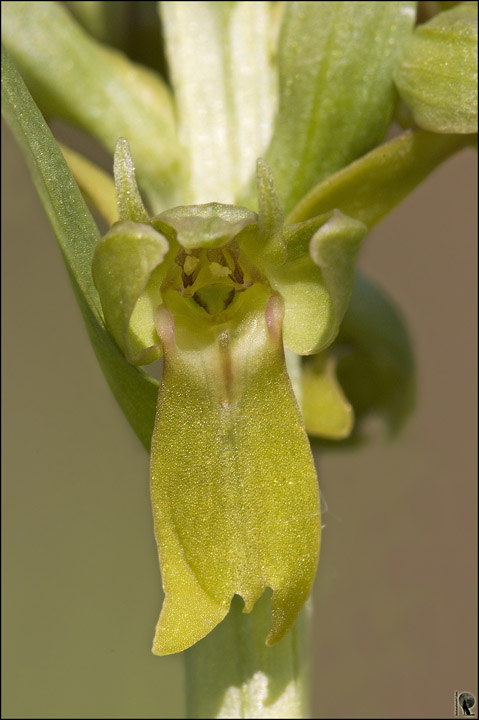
left=3, top=1, right=476, bottom=714
left=92, top=139, right=366, bottom=655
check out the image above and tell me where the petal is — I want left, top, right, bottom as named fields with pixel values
left=269, top=211, right=367, bottom=355
left=301, top=353, right=354, bottom=439
left=240, top=159, right=287, bottom=267
left=114, top=138, right=150, bottom=224
left=150, top=292, right=320, bottom=655
left=92, top=221, right=170, bottom=365
left=256, top=158, right=287, bottom=265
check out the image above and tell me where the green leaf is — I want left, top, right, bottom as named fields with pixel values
left=335, top=272, right=415, bottom=440
left=159, top=1, right=277, bottom=203
left=92, top=222, right=170, bottom=365
left=59, top=143, right=118, bottom=227
left=394, top=2, right=478, bottom=134
left=81, top=300, right=159, bottom=453
left=1, top=43, right=158, bottom=451
left=150, top=293, right=320, bottom=655
left=1, top=44, right=100, bottom=315
left=301, top=353, right=354, bottom=439
left=269, top=211, right=367, bottom=355
left=1, top=0, right=186, bottom=211
left=263, top=1, right=417, bottom=213
left=286, top=128, right=473, bottom=227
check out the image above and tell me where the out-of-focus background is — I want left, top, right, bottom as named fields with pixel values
left=2, top=117, right=477, bottom=719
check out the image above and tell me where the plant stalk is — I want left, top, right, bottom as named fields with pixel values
left=184, top=592, right=311, bottom=719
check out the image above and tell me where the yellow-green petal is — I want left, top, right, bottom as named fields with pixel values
left=301, top=353, right=354, bottom=439
left=269, top=211, right=367, bottom=355
left=92, top=221, right=170, bottom=365
left=114, top=138, right=150, bottom=224
left=150, top=293, right=320, bottom=655
left=256, top=159, right=287, bottom=266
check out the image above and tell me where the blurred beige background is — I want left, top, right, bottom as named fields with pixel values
left=2, top=121, right=477, bottom=719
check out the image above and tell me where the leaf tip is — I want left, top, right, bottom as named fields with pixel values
left=113, top=137, right=150, bottom=224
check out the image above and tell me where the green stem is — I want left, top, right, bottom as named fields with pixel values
left=184, top=592, right=311, bottom=719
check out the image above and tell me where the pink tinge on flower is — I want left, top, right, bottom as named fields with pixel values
left=265, top=292, right=285, bottom=346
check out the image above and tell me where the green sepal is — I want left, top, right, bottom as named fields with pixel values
left=394, top=2, right=478, bottom=134
left=114, top=138, right=150, bottom=224
left=153, top=203, right=258, bottom=250
left=92, top=221, right=170, bottom=365
left=150, top=293, right=320, bottom=655
left=301, top=353, right=354, bottom=440
left=269, top=211, right=367, bottom=355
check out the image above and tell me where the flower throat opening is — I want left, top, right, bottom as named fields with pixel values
left=172, top=242, right=255, bottom=317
